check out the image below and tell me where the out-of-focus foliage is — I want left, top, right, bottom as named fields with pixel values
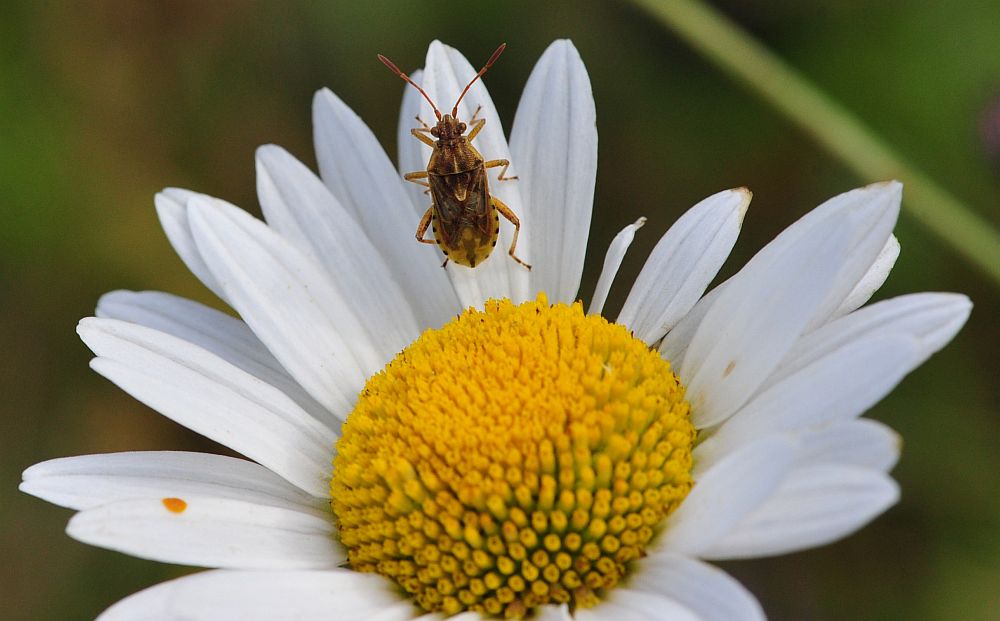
left=1, top=1, right=997, bottom=619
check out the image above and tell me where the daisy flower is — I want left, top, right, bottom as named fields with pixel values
left=21, top=40, right=970, bottom=620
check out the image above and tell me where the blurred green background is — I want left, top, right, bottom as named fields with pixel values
left=2, top=1, right=998, bottom=619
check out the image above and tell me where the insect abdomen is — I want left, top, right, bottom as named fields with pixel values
left=435, top=207, right=499, bottom=268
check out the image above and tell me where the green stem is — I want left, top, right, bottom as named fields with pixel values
left=631, top=0, right=1000, bottom=286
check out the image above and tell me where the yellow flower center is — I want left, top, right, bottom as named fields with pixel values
left=331, top=295, right=694, bottom=618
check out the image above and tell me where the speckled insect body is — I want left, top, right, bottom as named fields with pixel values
left=379, top=44, right=531, bottom=270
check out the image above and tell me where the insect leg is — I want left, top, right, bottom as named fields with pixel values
left=415, top=207, right=437, bottom=245
left=410, top=128, right=436, bottom=147
left=484, top=159, right=519, bottom=181
left=469, top=105, right=483, bottom=124
left=404, top=170, right=431, bottom=188
left=492, top=197, right=531, bottom=270
left=414, top=115, right=433, bottom=131
left=466, top=117, right=487, bottom=141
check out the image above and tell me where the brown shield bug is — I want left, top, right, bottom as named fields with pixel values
left=378, top=43, right=531, bottom=270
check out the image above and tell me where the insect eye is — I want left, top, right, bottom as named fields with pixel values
left=430, top=127, right=439, bottom=137
left=458, top=123, right=466, bottom=133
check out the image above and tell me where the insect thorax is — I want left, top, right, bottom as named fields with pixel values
left=430, top=140, right=482, bottom=176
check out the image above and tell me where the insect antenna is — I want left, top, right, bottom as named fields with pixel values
left=378, top=53, right=442, bottom=121
left=451, top=43, right=506, bottom=117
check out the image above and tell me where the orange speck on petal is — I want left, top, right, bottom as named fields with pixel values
left=162, top=497, right=187, bottom=513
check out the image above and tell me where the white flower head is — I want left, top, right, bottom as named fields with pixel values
left=21, top=40, right=970, bottom=621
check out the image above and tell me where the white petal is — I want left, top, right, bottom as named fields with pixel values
left=96, top=290, right=335, bottom=427
left=413, top=614, right=483, bottom=621
left=99, top=570, right=411, bottom=621
left=422, top=40, right=529, bottom=306
left=534, top=604, right=572, bottom=621
left=629, top=554, right=765, bottom=621
left=20, top=451, right=326, bottom=514
left=188, top=196, right=374, bottom=415
left=779, top=182, right=901, bottom=332
left=575, top=590, right=699, bottom=621
left=79, top=318, right=336, bottom=498
left=313, top=87, right=459, bottom=328
left=769, top=292, right=972, bottom=387
left=509, top=39, right=597, bottom=304
left=397, top=68, right=430, bottom=213
left=833, top=234, right=900, bottom=319
left=794, top=419, right=901, bottom=472
left=701, top=465, right=899, bottom=559
left=256, top=145, right=421, bottom=356
left=655, top=436, right=795, bottom=556
left=101, top=580, right=176, bottom=621
left=665, top=182, right=900, bottom=385
left=618, top=189, right=749, bottom=343
left=697, top=293, right=971, bottom=466
left=781, top=182, right=901, bottom=333
left=587, top=217, right=646, bottom=316
left=68, top=497, right=342, bottom=569
left=658, top=282, right=721, bottom=366
left=155, top=188, right=228, bottom=304
left=694, top=334, right=918, bottom=470
left=680, top=212, right=852, bottom=428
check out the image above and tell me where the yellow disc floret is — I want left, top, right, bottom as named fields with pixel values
left=331, top=294, right=694, bottom=618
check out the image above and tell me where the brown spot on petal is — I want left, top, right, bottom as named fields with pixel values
left=723, top=360, right=737, bottom=378
left=162, top=497, right=187, bottom=513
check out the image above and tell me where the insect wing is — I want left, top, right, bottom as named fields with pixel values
left=428, top=175, right=461, bottom=247
left=429, top=168, right=490, bottom=237
left=464, top=167, right=493, bottom=237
